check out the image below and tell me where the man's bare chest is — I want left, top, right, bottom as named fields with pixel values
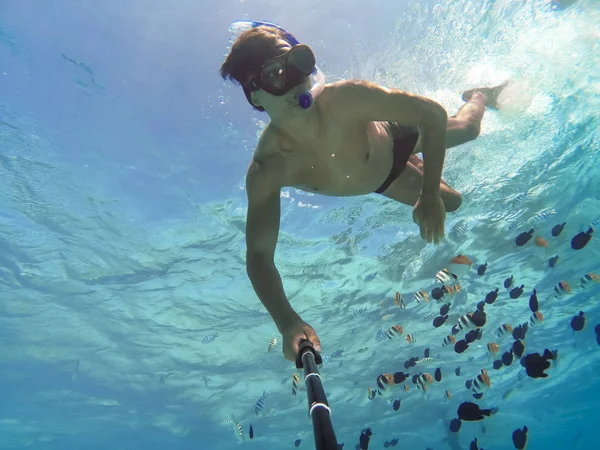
left=284, top=121, right=393, bottom=196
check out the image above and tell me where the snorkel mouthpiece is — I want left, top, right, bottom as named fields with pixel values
left=298, top=92, right=313, bottom=109
left=229, top=20, right=326, bottom=109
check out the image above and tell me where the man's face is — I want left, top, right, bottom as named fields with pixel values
left=249, top=39, right=315, bottom=111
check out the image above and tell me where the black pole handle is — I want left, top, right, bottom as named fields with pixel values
left=294, top=339, right=338, bottom=450
left=295, top=339, right=323, bottom=368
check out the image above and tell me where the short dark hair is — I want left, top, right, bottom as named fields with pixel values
left=220, top=26, right=292, bottom=111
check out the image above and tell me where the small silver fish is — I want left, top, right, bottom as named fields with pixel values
left=350, top=307, right=368, bottom=318
left=231, top=415, right=244, bottom=441
left=415, top=357, right=435, bottom=365
left=528, top=209, right=556, bottom=225
left=202, top=333, right=219, bottom=344
left=509, top=192, right=528, bottom=207
left=255, top=390, right=268, bottom=415
left=267, top=337, right=277, bottom=352
left=375, top=329, right=388, bottom=342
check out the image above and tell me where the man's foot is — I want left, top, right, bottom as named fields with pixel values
left=461, top=81, right=510, bottom=110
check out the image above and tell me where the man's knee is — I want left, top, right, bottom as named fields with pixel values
left=461, top=122, right=481, bottom=143
left=444, top=191, right=463, bottom=213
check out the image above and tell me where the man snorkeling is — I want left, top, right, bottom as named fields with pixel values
left=220, top=21, right=508, bottom=361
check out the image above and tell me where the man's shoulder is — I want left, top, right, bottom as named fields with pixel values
left=324, top=79, right=380, bottom=96
left=321, top=79, right=387, bottom=119
left=247, top=129, right=286, bottom=193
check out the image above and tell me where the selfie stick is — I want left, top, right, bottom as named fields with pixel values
left=295, top=339, right=339, bottom=450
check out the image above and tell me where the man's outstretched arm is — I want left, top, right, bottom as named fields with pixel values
left=245, top=160, right=301, bottom=333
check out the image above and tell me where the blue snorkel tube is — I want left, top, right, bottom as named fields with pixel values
left=229, top=20, right=326, bottom=109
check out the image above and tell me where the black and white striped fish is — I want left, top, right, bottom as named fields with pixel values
left=255, top=390, right=268, bottom=415
left=292, top=373, right=305, bottom=396
left=509, top=192, right=528, bottom=207
left=436, top=268, right=457, bottom=285
left=495, top=324, right=513, bottom=338
left=442, top=335, right=456, bottom=347
left=415, top=357, right=435, bottom=365
left=231, top=415, right=244, bottom=441
left=528, top=209, right=556, bottom=225
left=580, top=273, right=600, bottom=288
left=267, top=337, right=277, bottom=352
left=202, top=333, right=219, bottom=344
left=471, top=369, right=491, bottom=394
left=414, top=290, right=429, bottom=303
left=454, top=314, right=474, bottom=333
left=350, top=307, right=368, bottom=318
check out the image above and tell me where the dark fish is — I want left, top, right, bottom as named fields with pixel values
left=359, top=428, right=372, bottom=450
left=455, top=339, right=469, bottom=354
left=477, top=263, right=488, bottom=276
left=470, top=437, right=480, bottom=450
left=485, top=288, right=499, bottom=304
left=512, top=324, right=528, bottom=341
left=390, top=438, right=398, bottom=446
left=412, top=374, right=420, bottom=384
left=440, top=303, right=451, bottom=316
left=512, top=340, right=526, bottom=359
left=549, top=255, right=559, bottom=268
left=571, top=228, right=593, bottom=250
left=451, top=324, right=461, bottom=335
left=552, top=222, right=566, bottom=237
left=432, top=287, right=445, bottom=300
left=393, top=399, right=401, bottom=411
left=493, top=360, right=503, bottom=370
left=435, top=367, right=442, bottom=382
left=249, top=424, right=254, bottom=439
left=477, top=301, right=486, bottom=312
left=504, top=276, right=514, bottom=289
left=295, top=438, right=302, bottom=447
left=501, top=351, right=514, bottom=366
left=510, top=285, right=524, bottom=299
left=515, top=229, right=534, bottom=246
left=465, top=379, right=473, bottom=389
left=472, top=392, right=483, bottom=400
left=522, top=349, right=555, bottom=378
left=433, top=315, right=449, bottom=328
left=570, top=311, right=585, bottom=331
left=512, top=426, right=528, bottom=450
left=457, top=402, right=498, bottom=421
left=455, top=366, right=461, bottom=376
left=469, top=310, right=487, bottom=327
left=595, top=324, right=600, bottom=336
left=449, top=418, right=462, bottom=433
left=475, top=328, right=483, bottom=340
left=465, top=330, right=478, bottom=344
left=529, top=290, right=539, bottom=312
left=393, top=372, right=409, bottom=383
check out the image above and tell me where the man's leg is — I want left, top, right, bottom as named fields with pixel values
left=446, top=81, right=509, bottom=148
left=381, top=161, right=462, bottom=212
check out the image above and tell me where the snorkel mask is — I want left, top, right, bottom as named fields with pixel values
left=229, top=20, right=326, bottom=109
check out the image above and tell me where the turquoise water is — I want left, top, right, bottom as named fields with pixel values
left=1, top=0, right=599, bottom=449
